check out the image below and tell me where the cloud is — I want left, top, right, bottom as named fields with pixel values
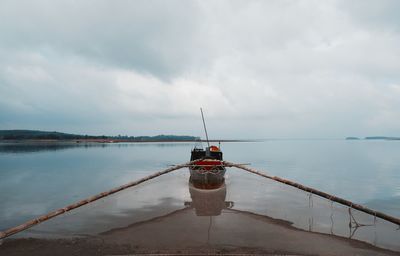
left=338, top=0, right=400, bottom=32
left=0, top=0, right=400, bottom=138
left=0, top=0, right=207, bottom=78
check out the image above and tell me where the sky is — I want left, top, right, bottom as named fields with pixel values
left=0, top=0, right=400, bottom=139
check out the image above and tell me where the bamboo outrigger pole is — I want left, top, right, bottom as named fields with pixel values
left=223, top=161, right=400, bottom=226
left=2, top=161, right=400, bottom=240
left=0, top=162, right=192, bottom=240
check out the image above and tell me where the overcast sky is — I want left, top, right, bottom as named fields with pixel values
left=1, top=0, right=399, bottom=139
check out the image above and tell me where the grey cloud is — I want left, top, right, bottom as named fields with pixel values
left=1, top=0, right=400, bottom=138
left=0, top=0, right=209, bottom=79
left=338, top=0, right=400, bottom=32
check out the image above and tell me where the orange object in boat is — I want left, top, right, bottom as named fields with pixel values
left=210, top=145, right=220, bottom=152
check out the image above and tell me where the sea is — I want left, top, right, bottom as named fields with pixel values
left=0, top=140, right=400, bottom=251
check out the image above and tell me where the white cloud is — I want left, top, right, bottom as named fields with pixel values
left=1, top=0, right=400, bottom=138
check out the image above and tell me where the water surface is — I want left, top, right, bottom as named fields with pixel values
left=0, top=140, right=400, bottom=252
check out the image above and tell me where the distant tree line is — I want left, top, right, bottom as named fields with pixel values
left=0, top=130, right=200, bottom=141
left=346, top=136, right=400, bottom=140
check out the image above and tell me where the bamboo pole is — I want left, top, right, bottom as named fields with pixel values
left=223, top=161, right=400, bottom=226
left=2, top=160, right=399, bottom=240
left=0, top=162, right=192, bottom=239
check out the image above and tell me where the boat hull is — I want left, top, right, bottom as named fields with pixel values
left=189, top=160, right=226, bottom=189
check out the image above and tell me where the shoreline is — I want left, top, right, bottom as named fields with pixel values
left=0, top=139, right=251, bottom=144
left=1, top=208, right=399, bottom=256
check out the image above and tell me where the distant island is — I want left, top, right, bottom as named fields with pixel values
left=345, top=137, right=360, bottom=140
left=364, top=136, right=400, bottom=140
left=0, top=130, right=201, bottom=143
left=346, top=136, right=400, bottom=141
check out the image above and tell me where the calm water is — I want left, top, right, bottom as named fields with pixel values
left=1, top=140, right=400, bottom=252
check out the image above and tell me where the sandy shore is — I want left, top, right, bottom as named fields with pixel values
left=1, top=208, right=399, bottom=256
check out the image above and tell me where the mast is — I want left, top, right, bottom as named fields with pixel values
left=200, top=108, right=210, bottom=147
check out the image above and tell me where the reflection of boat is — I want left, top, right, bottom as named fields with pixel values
left=185, top=182, right=233, bottom=216
left=189, top=108, right=226, bottom=189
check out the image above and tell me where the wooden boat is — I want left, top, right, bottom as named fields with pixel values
left=189, top=109, right=226, bottom=189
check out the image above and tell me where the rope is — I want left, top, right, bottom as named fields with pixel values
left=0, top=161, right=193, bottom=240
left=223, top=161, right=400, bottom=226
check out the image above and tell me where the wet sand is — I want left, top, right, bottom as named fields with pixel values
left=1, top=208, right=399, bottom=256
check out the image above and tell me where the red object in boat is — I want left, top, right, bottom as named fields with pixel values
left=193, top=159, right=223, bottom=171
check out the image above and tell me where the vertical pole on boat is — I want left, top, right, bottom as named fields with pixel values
left=200, top=107, right=210, bottom=147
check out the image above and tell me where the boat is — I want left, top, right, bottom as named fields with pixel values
left=189, top=108, right=226, bottom=189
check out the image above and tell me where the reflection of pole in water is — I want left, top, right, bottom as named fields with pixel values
left=308, top=217, right=314, bottom=232
left=330, top=201, right=335, bottom=235
left=207, top=216, right=212, bottom=245
left=185, top=181, right=232, bottom=245
left=308, top=192, right=314, bottom=232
